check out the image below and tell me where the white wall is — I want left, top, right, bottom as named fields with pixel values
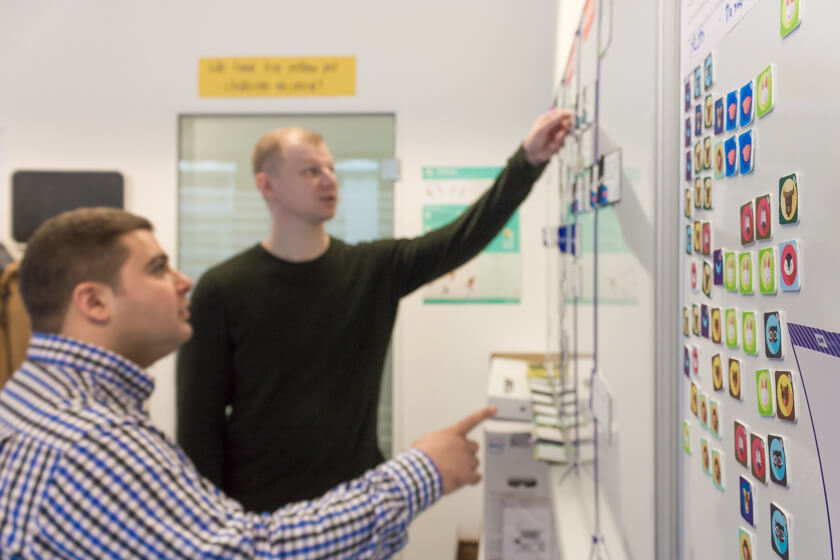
left=0, top=1, right=557, bottom=558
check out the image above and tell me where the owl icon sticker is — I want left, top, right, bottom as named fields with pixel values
left=751, top=432, right=766, bottom=483
left=755, top=194, right=771, bottom=240
left=776, top=370, right=796, bottom=422
left=713, top=141, right=725, bottom=177
left=725, top=135, right=738, bottom=177
left=734, top=420, right=749, bottom=469
left=768, top=435, right=788, bottom=487
left=756, top=369, right=774, bottom=416
left=725, top=252, right=738, bottom=292
left=740, top=476, right=755, bottom=526
left=726, top=308, right=739, bottom=349
left=779, top=240, right=800, bottom=291
left=756, top=64, right=775, bottom=118
left=711, top=308, right=722, bottom=344
left=729, top=358, right=742, bottom=400
left=712, top=353, right=723, bottom=390
left=758, top=247, right=777, bottom=295
left=765, top=311, right=783, bottom=359
left=779, top=173, right=799, bottom=224
left=740, top=81, right=754, bottom=127
left=740, top=201, right=755, bottom=245
left=742, top=311, right=757, bottom=355
left=739, top=252, right=754, bottom=295
left=726, top=90, right=739, bottom=131
left=770, top=502, right=791, bottom=559
left=739, top=129, right=754, bottom=175
left=713, top=249, right=724, bottom=285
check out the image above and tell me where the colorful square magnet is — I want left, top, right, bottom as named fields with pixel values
left=781, top=0, right=801, bottom=37
left=703, top=177, right=713, bottom=209
left=704, top=95, right=714, bottom=129
left=686, top=225, right=692, bottom=255
left=739, top=129, right=754, bottom=175
left=713, top=142, right=725, bottom=177
left=684, top=345, right=690, bottom=375
left=710, top=399, right=721, bottom=438
left=713, top=249, right=724, bottom=285
left=768, top=434, right=788, bottom=487
left=729, top=357, right=743, bottom=400
left=694, top=66, right=702, bottom=98
left=693, top=222, right=702, bottom=253
left=756, top=64, right=775, bottom=118
left=740, top=476, right=756, bottom=526
left=683, top=420, right=691, bottom=454
left=742, top=311, right=757, bottom=355
left=740, top=201, right=755, bottom=245
left=701, top=304, right=710, bottom=337
left=694, top=177, right=702, bottom=208
left=779, top=173, right=799, bottom=224
left=759, top=247, right=776, bottom=295
left=712, top=449, right=724, bottom=489
left=690, top=260, right=700, bottom=293
left=693, top=304, right=701, bottom=335
left=751, top=432, right=767, bottom=483
left=704, top=53, right=714, bottom=90
left=725, top=135, right=738, bottom=176
left=739, top=527, right=756, bottom=560
left=739, top=252, right=754, bottom=295
left=726, top=90, right=738, bottom=131
left=712, top=353, right=724, bottom=390
left=684, top=189, right=692, bottom=218
left=694, top=141, right=703, bottom=172
left=703, top=136, right=712, bottom=169
left=695, top=104, right=703, bottom=137
left=702, top=262, right=712, bottom=298
left=692, top=345, right=700, bottom=377
left=691, top=380, right=699, bottom=416
left=711, top=308, right=722, bottom=344
left=702, top=223, right=711, bottom=256
left=765, top=311, right=783, bottom=359
left=685, top=116, right=692, bottom=147
left=779, top=240, right=801, bottom=291
left=685, top=78, right=692, bottom=112
left=725, top=252, right=737, bottom=291
left=739, top=81, right=754, bottom=127
left=699, top=392, right=709, bottom=429
left=755, top=194, right=772, bottom=240
left=757, top=369, right=775, bottom=416
left=714, top=97, right=724, bottom=135
left=686, top=151, right=692, bottom=182
left=776, top=370, right=796, bottom=422
left=734, top=420, right=749, bottom=469
left=770, top=502, right=791, bottom=559
left=726, top=308, right=739, bottom=349
left=701, top=437, right=711, bottom=475
left=683, top=307, right=690, bottom=337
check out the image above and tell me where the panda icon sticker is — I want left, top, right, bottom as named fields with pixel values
left=779, top=240, right=800, bottom=291
left=765, top=311, right=782, bottom=359
left=768, top=434, right=788, bottom=487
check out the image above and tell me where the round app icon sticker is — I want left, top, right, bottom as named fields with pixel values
left=692, top=347, right=700, bottom=376
left=729, top=358, right=742, bottom=400
left=751, top=434, right=766, bottom=482
left=776, top=370, right=796, bottom=422
left=712, top=354, right=723, bottom=390
left=700, top=395, right=708, bottom=426
left=769, top=435, right=788, bottom=486
left=691, top=383, right=698, bottom=416
left=756, top=369, right=774, bottom=416
left=771, top=504, right=790, bottom=559
left=779, top=173, right=799, bottom=224
left=741, top=202, right=755, bottom=245
left=712, top=450, right=723, bottom=488
left=710, top=402, right=720, bottom=437
left=684, top=346, right=690, bottom=375
left=734, top=421, right=749, bottom=468
left=701, top=438, right=710, bottom=474
left=765, top=312, right=782, bottom=358
left=712, top=308, right=722, bottom=343
left=756, top=195, right=771, bottom=240
left=714, top=143, right=725, bottom=176
left=779, top=241, right=800, bottom=291
left=739, top=528, right=754, bottom=560
left=690, top=262, right=699, bottom=292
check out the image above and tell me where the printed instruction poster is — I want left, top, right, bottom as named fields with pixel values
left=421, top=166, right=521, bottom=303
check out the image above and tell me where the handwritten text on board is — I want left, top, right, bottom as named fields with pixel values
left=199, top=56, right=355, bottom=97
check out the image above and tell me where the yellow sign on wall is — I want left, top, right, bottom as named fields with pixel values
left=199, top=56, right=355, bottom=97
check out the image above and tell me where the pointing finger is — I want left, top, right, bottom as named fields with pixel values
left=451, top=406, right=497, bottom=436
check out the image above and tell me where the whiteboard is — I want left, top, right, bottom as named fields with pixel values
left=678, top=1, right=840, bottom=559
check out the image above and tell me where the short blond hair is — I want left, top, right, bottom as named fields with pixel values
left=251, top=128, right=324, bottom=175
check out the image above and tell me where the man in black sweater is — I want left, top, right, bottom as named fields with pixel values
left=176, top=109, right=573, bottom=511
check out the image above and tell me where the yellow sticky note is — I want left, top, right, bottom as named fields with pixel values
left=199, top=56, right=356, bottom=97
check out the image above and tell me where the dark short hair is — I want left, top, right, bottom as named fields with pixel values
left=20, top=207, right=152, bottom=333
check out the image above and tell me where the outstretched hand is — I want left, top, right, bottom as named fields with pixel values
left=523, top=108, right=574, bottom=165
left=411, top=406, right=497, bottom=495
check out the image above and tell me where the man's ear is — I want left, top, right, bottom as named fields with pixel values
left=255, top=171, right=275, bottom=200
left=70, top=282, right=113, bottom=325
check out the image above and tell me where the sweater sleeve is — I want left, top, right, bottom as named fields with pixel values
left=176, top=272, right=233, bottom=488
left=390, top=145, right=546, bottom=295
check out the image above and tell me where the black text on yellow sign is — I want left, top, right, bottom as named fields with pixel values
left=199, top=56, right=356, bottom=97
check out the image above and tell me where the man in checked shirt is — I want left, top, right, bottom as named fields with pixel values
left=0, top=207, right=494, bottom=559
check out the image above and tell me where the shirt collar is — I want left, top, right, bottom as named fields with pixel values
left=26, top=332, right=155, bottom=413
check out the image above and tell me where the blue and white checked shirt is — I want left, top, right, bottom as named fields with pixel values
left=0, top=334, right=441, bottom=559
